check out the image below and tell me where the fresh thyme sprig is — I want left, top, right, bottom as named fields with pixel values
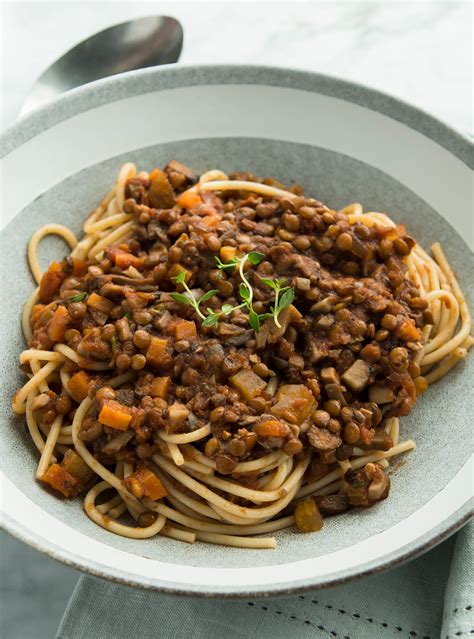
left=169, top=271, right=218, bottom=320
left=169, top=252, right=295, bottom=333
left=215, top=251, right=265, bottom=331
left=260, top=278, right=295, bottom=328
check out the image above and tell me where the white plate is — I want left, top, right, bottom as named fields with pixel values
left=1, top=65, right=472, bottom=596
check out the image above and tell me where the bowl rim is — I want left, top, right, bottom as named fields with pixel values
left=1, top=63, right=473, bottom=598
left=1, top=63, right=473, bottom=163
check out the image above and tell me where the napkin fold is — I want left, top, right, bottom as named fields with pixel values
left=56, top=521, right=473, bottom=639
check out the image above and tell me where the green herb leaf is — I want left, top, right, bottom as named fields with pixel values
left=278, top=288, right=295, bottom=311
left=261, top=277, right=288, bottom=291
left=248, top=309, right=261, bottom=332
left=170, top=293, right=191, bottom=305
left=239, top=283, right=250, bottom=301
left=260, top=278, right=277, bottom=290
left=199, top=289, right=219, bottom=303
left=202, top=314, right=219, bottom=327
left=174, top=270, right=186, bottom=284
left=68, top=292, right=87, bottom=303
left=247, top=251, right=265, bottom=265
left=214, top=256, right=238, bottom=270
left=221, top=304, right=235, bottom=315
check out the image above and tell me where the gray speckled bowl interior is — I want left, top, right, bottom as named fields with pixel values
left=0, top=66, right=472, bottom=596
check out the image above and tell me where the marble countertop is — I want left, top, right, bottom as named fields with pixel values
left=1, top=3, right=471, bottom=638
left=2, top=2, right=472, bottom=133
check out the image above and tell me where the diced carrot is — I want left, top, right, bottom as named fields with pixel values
left=98, top=400, right=133, bottom=431
left=174, top=320, right=197, bottom=341
left=31, top=304, right=46, bottom=326
left=149, top=168, right=160, bottom=180
left=230, top=369, right=267, bottom=401
left=177, top=190, right=202, bottom=210
left=41, top=463, right=78, bottom=498
left=87, top=292, right=114, bottom=315
left=114, top=252, right=144, bottom=270
left=47, top=305, right=71, bottom=342
left=146, top=337, right=171, bottom=368
left=72, top=258, right=88, bottom=277
left=254, top=419, right=290, bottom=438
left=201, top=215, right=219, bottom=228
left=150, top=376, right=171, bottom=399
left=124, top=466, right=168, bottom=501
left=136, top=467, right=167, bottom=500
left=397, top=321, right=422, bottom=342
left=67, top=370, right=91, bottom=402
left=271, top=384, right=316, bottom=425
left=168, top=263, right=192, bottom=283
left=38, top=262, right=66, bottom=303
left=220, top=246, right=237, bottom=263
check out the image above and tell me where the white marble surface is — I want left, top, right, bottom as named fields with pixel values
left=0, top=2, right=471, bottom=638
left=1, top=1, right=472, bottom=133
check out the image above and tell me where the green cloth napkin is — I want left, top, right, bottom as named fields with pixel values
left=57, top=522, right=473, bottom=639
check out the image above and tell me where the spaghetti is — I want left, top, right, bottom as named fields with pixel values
left=13, top=162, right=472, bottom=548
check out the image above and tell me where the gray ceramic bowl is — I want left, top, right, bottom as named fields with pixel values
left=1, top=65, right=473, bottom=597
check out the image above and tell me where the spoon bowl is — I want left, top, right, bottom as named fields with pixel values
left=20, top=15, right=183, bottom=115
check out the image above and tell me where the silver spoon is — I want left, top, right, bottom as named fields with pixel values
left=20, top=15, right=183, bottom=115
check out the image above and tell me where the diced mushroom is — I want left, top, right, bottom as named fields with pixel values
left=315, top=315, right=334, bottom=329
left=324, top=383, right=347, bottom=404
left=270, top=355, right=289, bottom=371
left=341, top=359, right=370, bottom=392
left=227, top=329, right=254, bottom=346
left=358, top=431, right=393, bottom=451
left=368, top=385, right=395, bottom=404
left=168, top=402, right=189, bottom=430
left=294, top=277, right=311, bottom=291
left=61, top=449, right=94, bottom=484
left=255, top=304, right=302, bottom=348
left=217, top=323, right=246, bottom=337
left=320, top=367, right=339, bottom=384
left=307, top=425, right=341, bottom=451
left=345, top=463, right=390, bottom=506
left=294, top=255, right=321, bottom=278
left=165, top=160, right=196, bottom=181
left=154, top=310, right=172, bottom=330
left=102, top=429, right=135, bottom=455
left=306, top=338, right=328, bottom=363
left=310, top=295, right=337, bottom=314
left=110, top=275, right=155, bottom=289
left=367, top=465, right=391, bottom=502
left=30, top=393, right=52, bottom=411
left=315, top=493, right=350, bottom=516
